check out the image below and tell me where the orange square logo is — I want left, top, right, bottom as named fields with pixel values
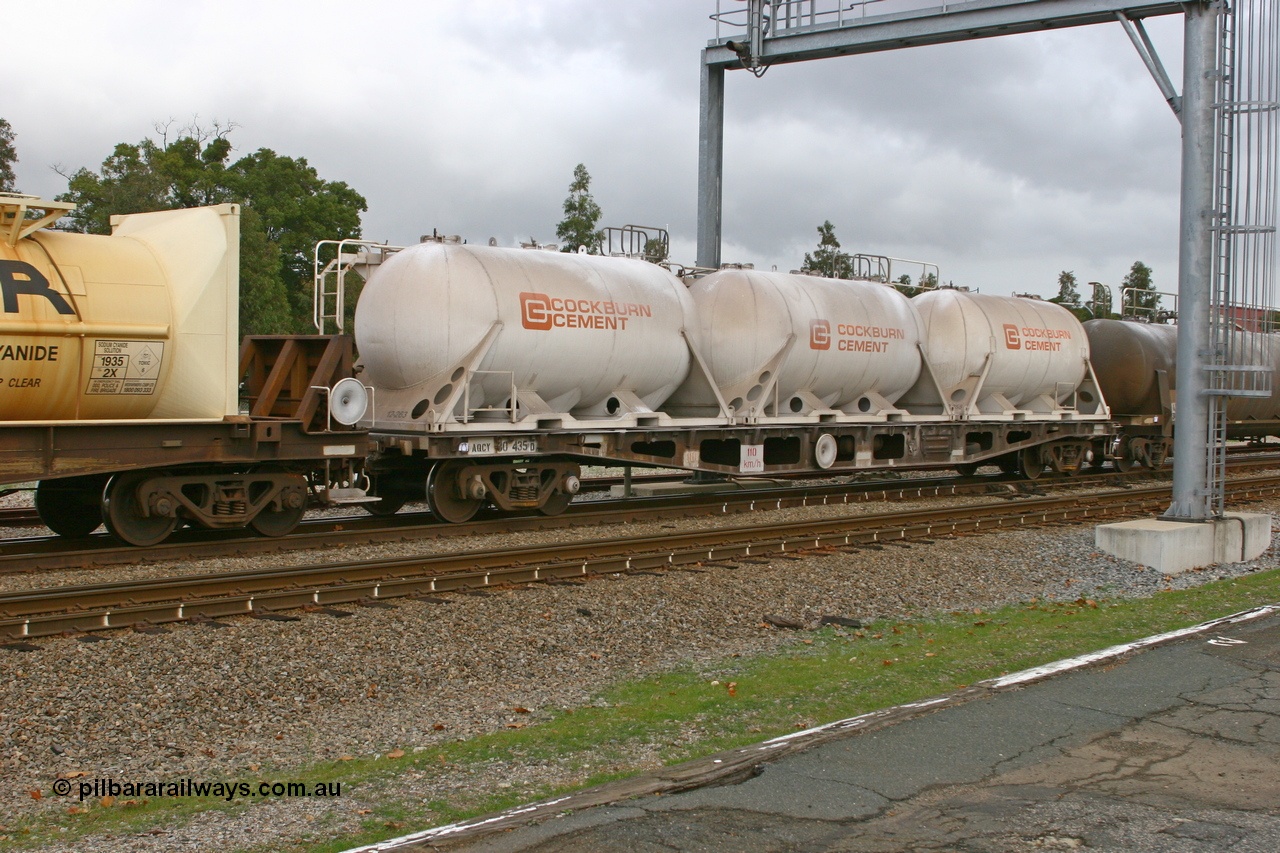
left=810, top=319, right=831, bottom=350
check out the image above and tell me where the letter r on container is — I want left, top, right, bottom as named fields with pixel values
left=520, top=292, right=552, bottom=330
left=810, top=319, right=831, bottom=350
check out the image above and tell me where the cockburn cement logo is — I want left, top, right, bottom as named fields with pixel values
left=1002, top=323, right=1071, bottom=352
left=810, top=319, right=904, bottom=353
left=809, top=319, right=832, bottom=350
left=519, top=292, right=652, bottom=331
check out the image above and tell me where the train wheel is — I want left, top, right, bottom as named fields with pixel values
left=540, top=490, right=574, bottom=516
left=102, top=471, right=177, bottom=546
left=1113, top=437, right=1135, bottom=473
left=363, top=474, right=409, bottom=517
left=35, top=477, right=106, bottom=537
left=249, top=473, right=308, bottom=538
left=1020, top=447, right=1045, bottom=480
left=996, top=454, right=1020, bottom=476
left=364, top=492, right=408, bottom=517
left=426, top=461, right=484, bottom=523
left=954, top=463, right=980, bottom=477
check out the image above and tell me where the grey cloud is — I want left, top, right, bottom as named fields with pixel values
left=7, top=0, right=1192, bottom=296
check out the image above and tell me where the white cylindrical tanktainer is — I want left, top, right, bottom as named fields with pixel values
left=354, top=242, right=696, bottom=421
left=0, top=204, right=240, bottom=421
left=910, top=290, right=1091, bottom=413
left=666, top=269, right=923, bottom=417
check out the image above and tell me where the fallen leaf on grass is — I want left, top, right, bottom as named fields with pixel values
left=386, top=749, right=405, bottom=759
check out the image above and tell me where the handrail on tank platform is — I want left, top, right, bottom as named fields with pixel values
left=313, top=238, right=405, bottom=335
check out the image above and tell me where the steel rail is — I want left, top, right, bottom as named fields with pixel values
left=0, top=506, right=40, bottom=527
left=2, top=475, right=1277, bottom=640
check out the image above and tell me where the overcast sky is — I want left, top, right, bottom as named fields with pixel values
left=6, top=0, right=1188, bottom=298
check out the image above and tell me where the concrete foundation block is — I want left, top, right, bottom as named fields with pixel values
left=1096, top=512, right=1273, bottom=575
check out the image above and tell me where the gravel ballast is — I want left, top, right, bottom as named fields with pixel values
left=0, top=490, right=1276, bottom=852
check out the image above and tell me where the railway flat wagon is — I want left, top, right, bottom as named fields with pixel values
left=323, top=235, right=1113, bottom=522
left=0, top=195, right=367, bottom=545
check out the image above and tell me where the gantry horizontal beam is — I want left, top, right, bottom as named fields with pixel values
left=706, top=0, right=1190, bottom=69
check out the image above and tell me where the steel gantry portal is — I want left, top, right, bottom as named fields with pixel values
left=697, top=0, right=1280, bottom=524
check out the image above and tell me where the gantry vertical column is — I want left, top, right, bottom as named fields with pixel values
left=1167, top=0, right=1219, bottom=520
left=697, top=52, right=725, bottom=270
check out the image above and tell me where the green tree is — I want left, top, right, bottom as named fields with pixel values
left=236, top=207, right=293, bottom=334
left=58, top=134, right=232, bottom=233
left=1052, top=270, right=1081, bottom=305
left=892, top=272, right=925, bottom=298
left=802, top=220, right=853, bottom=279
left=0, top=118, right=16, bottom=192
left=555, top=163, right=603, bottom=254
left=1121, top=261, right=1160, bottom=318
left=56, top=126, right=366, bottom=334
left=643, top=236, right=668, bottom=263
left=224, top=148, right=366, bottom=329
left=1050, top=270, right=1091, bottom=321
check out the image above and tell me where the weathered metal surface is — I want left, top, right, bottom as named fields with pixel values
left=909, top=290, right=1091, bottom=412
left=666, top=268, right=923, bottom=418
left=355, top=242, right=696, bottom=425
left=0, top=420, right=367, bottom=488
left=0, top=204, right=239, bottom=421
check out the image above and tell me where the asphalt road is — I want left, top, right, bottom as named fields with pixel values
left=371, top=606, right=1280, bottom=852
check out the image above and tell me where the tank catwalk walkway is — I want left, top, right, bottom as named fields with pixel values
left=360, top=605, right=1280, bottom=853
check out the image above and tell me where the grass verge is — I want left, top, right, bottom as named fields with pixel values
left=8, top=567, right=1279, bottom=852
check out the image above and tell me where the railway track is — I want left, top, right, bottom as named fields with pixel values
left=3, top=474, right=1277, bottom=641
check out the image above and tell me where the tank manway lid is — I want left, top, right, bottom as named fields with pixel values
left=1, top=194, right=76, bottom=247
